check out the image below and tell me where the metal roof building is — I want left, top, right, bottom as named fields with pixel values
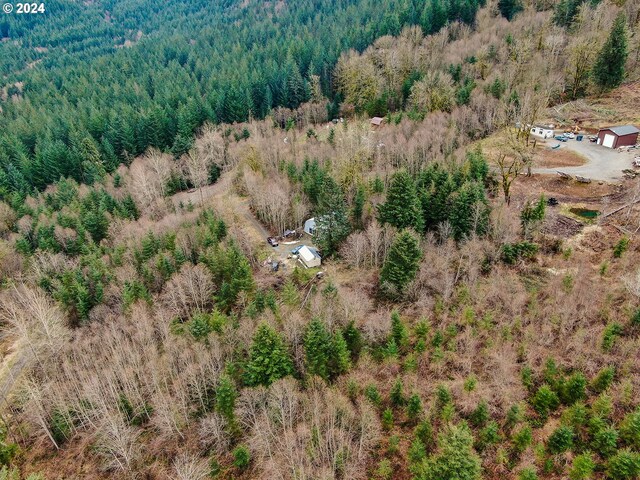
left=597, top=125, right=640, bottom=149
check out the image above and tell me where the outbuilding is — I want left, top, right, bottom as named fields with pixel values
left=597, top=125, right=640, bottom=149
left=529, top=125, right=554, bottom=139
left=297, top=245, right=321, bottom=268
left=303, top=217, right=316, bottom=236
left=370, top=117, right=385, bottom=127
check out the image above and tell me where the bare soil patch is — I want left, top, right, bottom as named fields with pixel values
left=512, top=173, right=619, bottom=201
left=542, top=213, right=584, bottom=238
left=536, top=146, right=587, bottom=168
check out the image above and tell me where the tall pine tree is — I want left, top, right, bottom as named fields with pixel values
left=245, top=324, right=294, bottom=387
left=380, top=230, right=423, bottom=298
left=498, top=0, right=523, bottom=21
left=592, top=13, right=628, bottom=91
left=315, top=176, right=351, bottom=256
left=304, top=318, right=333, bottom=380
left=378, top=170, right=424, bottom=232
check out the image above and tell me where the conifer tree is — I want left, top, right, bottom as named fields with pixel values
left=390, top=310, right=409, bottom=352
left=315, top=176, right=351, bottom=256
left=378, top=170, right=424, bottom=232
left=553, top=0, right=582, bottom=28
left=592, top=13, right=628, bottom=91
left=449, top=181, right=489, bottom=240
left=342, top=320, right=363, bottom=360
left=407, top=394, right=423, bottom=423
left=245, top=324, right=294, bottom=387
left=380, top=230, right=423, bottom=297
left=215, top=374, right=237, bottom=425
left=390, top=378, right=405, bottom=407
left=351, top=185, right=366, bottom=230
left=329, top=330, right=351, bottom=379
left=304, top=318, right=333, bottom=380
left=498, top=0, right=522, bottom=21
left=415, top=423, right=482, bottom=480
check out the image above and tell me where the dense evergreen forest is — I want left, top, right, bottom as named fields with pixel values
left=0, top=0, right=485, bottom=202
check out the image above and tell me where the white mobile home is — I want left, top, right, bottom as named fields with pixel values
left=530, top=125, right=554, bottom=139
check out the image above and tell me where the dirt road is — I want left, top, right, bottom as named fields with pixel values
left=170, top=172, right=317, bottom=264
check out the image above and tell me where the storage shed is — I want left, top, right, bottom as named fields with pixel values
left=597, top=125, right=640, bottom=149
left=370, top=117, right=385, bottom=127
left=304, top=218, right=316, bottom=236
left=297, top=246, right=321, bottom=268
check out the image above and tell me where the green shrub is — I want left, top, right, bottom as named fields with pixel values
left=477, top=421, right=500, bottom=451
left=562, top=402, right=588, bottom=429
left=501, top=241, right=539, bottom=264
left=620, top=409, right=640, bottom=449
left=382, top=408, right=394, bottom=431
left=548, top=425, right=574, bottom=454
left=406, top=394, right=423, bottom=423
left=209, top=458, right=222, bottom=478
left=232, top=445, right=251, bottom=470
left=613, top=236, right=629, bottom=258
left=592, top=393, right=614, bottom=418
left=409, top=438, right=427, bottom=465
left=470, top=401, right=489, bottom=427
left=0, top=427, right=17, bottom=467
left=0, top=467, right=44, bottom=480
left=561, top=372, right=587, bottom=405
left=416, top=423, right=481, bottom=480
left=415, top=419, right=434, bottom=450
left=606, top=449, right=640, bottom=479
left=570, top=452, right=595, bottom=480
left=518, top=467, right=538, bottom=480
left=390, top=378, right=405, bottom=407
left=531, top=385, right=560, bottom=419
left=512, top=424, right=533, bottom=454
left=591, top=426, right=619, bottom=458
left=591, top=366, right=615, bottom=394
left=436, top=385, right=452, bottom=409
left=601, top=322, right=623, bottom=352
left=117, top=394, right=152, bottom=426
left=542, top=358, right=560, bottom=387
left=521, top=366, right=535, bottom=391
left=631, top=308, right=640, bottom=327
left=463, top=375, right=477, bottom=392
left=375, top=459, right=393, bottom=480
left=505, top=404, right=524, bottom=430
left=388, top=434, right=400, bottom=455
left=365, top=385, right=382, bottom=407
left=49, top=409, right=72, bottom=446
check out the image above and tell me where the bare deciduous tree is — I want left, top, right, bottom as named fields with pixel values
left=162, top=263, right=215, bottom=319
left=172, top=452, right=210, bottom=480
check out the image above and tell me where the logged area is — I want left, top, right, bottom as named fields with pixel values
left=0, top=0, right=640, bottom=479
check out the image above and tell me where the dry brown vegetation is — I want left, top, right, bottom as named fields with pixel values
left=1, top=3, right=640, bottom=480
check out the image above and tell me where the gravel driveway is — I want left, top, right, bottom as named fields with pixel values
left=534, top=138, right=638, bottom=182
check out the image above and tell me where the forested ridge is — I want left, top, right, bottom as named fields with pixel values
left=0, top=0, right=485, bottom=199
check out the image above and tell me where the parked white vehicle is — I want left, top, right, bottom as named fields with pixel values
left=563, top=132, right=575, bottom=139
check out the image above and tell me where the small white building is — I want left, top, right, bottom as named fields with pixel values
left=303, top=218, right=316, bottom=236
left=530, top=125, right=554, bottom=139
left=298, top=246, right=321, bottom=268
